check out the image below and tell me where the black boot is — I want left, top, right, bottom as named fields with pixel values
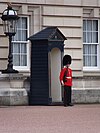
left=67, top=103, right=74, bottom=106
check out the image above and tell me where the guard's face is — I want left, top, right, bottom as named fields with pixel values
left=66, top=64, right=70, bottom=67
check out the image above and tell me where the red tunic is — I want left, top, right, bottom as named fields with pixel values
left=59, top=67, right=72, bottom=86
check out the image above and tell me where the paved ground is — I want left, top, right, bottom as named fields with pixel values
left=0, top=104, right=100, bottom=133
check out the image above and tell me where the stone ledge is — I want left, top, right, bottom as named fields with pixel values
left=0, top=74, right=25, bottom=80
left=0, top=73, right=27, bottom=88
left=0, top=88, right=27, bottom=96
left=72, top=87, right=100, bottom=90
left=73, top=76, right=100, bottom=80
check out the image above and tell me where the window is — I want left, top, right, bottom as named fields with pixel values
left=83, top=20, right=99, bottom=69
left=12, top=17, right=29, bottom=70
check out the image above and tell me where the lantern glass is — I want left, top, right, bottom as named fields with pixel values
left=3, top=19, right=17, bottom=36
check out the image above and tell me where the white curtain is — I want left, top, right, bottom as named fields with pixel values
left=12, top=17, right=27, bottom=66
left=83, top=20, right=98, bottom=67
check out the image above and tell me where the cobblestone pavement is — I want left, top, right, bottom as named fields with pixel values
left=0, top=104, right=100, bottom=133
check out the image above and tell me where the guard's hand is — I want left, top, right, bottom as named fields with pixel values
left=61, top=80, right=64, bottom=86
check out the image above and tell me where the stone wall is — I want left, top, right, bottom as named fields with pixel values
left=0, top=74, right=29, bottom=106
left=72, top=89, right=100, bottom=103
left=0, top=74, right=100, bottom=105
left=72, top=77, right=100, bottom=103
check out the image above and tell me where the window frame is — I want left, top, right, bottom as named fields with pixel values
left=12, top=16, right=30, bottom=71
left=83, top=19, right=100, bottom=71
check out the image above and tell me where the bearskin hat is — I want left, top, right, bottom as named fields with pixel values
left=63, top=54, right=72, bottom=66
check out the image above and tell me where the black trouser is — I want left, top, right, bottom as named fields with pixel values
left=64, top=86, right=72, bottom=105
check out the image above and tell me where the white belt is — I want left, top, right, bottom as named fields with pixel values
left=66, top=77, right=71, bottom=79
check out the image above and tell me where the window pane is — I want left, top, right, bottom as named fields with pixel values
left=83, top=56, right=85, bottom=66
left=93, top=32, right=98, bottom=43
left=83, top=44, right=97, bottom=66
left=21, top=55, right=27, bottom=66
left=22, top=30, right=27, bottom=41
left=87, top=20, right=92, bottom=31
left=21, top=44, right=27, bottom=53
left=83, top=20, right=86, bottom=31
left=87, top=32, right=92, bottom=43
left=83, top=44, right=86, bottom=54
left=22, top=18, right=27, bottom=29
left=17, top=19, right=22, bottom=28
left=91, top=45, right=97, bottom=54
left=13, top=30, right=21, bottom=41
left=13, top=55, right=20, bottom=66
left=13, top=43, right=20, bottom=53
left=18, top=30, right=22, bottom=41
left=84, top=55, right=91, bottom=66
left=83, top=32, right=86, bottom=43
left=92, top=56, right=97, bottom=66
left=88, top=55, right=91, bottom=66
left=93, top=20, right=98, bottom=31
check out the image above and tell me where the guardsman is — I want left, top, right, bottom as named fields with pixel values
left=59, top=55, right=73, bottom=107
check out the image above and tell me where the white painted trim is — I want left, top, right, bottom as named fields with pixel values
left=83, top=19, right=100, bottom=70
left=13, top=16, right=30, bottom=71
